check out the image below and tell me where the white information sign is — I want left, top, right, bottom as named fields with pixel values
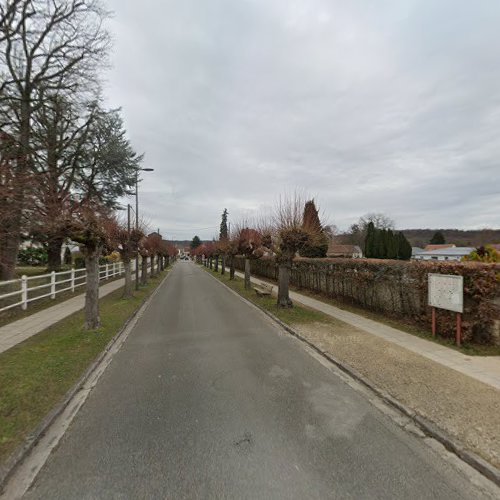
left=428, top=274, right=463, bottom=313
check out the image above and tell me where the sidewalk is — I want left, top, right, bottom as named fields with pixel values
left=0, top=279, right=126, bottom=355
left=237, top=272, right=500, bottom=390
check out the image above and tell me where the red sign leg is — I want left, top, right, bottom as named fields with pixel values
left=431, top=307, right=436, bottom=337
left=456, top=313, right=462, bottom=347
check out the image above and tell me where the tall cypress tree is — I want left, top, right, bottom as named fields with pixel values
left=220, top=208, right=228, bottom=240
left=386, top=229, right=397, bottom=259
left=365, top=222, right=375, bottom=258
left=396, top=232, right=412, bottom=260
left=299, top=200, right=328, bottom=257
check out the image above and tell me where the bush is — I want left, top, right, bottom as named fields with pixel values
left=17, top=247, right=48, bottom=266
left=72, top=252, right=85, bottom=269
left=63, top=247, right=72, bottom=266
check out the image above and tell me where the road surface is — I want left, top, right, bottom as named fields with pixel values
left=23, top=262, right=494, bottom=499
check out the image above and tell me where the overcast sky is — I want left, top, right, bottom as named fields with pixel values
left=105, top=0, right=500, bottom=240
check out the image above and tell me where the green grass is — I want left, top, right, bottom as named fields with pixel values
left=204, top=265, right=500, bottom=357
left=288, top=285, right=500, bottom=356
left=204, top=266, right=331, bottom=325
left=0, top=270, right=168, bottom=464
left=0, top=272, right=124, bottom=328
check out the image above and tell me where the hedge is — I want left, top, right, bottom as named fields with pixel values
left=233, top=256, right=500, bottom=345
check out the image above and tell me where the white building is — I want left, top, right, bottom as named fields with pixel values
left=412, top=247, right=475, bottom=261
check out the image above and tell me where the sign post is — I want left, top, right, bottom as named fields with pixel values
left=428, top=274, right=464, bottom=346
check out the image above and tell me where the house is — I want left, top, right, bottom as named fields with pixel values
left=327, top=244, right=363, bottom=258
left=412, top=247, right=475, bottom=261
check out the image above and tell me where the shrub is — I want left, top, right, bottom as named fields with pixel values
left=17, top=247, right=48, bottom=266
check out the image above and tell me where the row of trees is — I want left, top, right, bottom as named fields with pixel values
left=364, top=223, right=412, bottom=260
left=192, top=195, right=330, bottom=308
left=0, top=0, right=140, bottom=280
left=0, top=1, right=176, bottom=329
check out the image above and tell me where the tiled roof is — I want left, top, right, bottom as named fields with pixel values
left=424, top=244, right=455, bottom=251
left=327, top=244, right=362, bottom=255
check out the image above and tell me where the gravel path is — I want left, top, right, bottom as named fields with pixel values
left=292, top=319, right=500, bottom=469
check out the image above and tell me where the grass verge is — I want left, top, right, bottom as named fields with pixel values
left=0, top=269, right=168, bottom=464
left=203, top=266, right=332, bottom=325
left=210, top=266, right=500, bottom=356
left=0, top=273, right=125, bottom=328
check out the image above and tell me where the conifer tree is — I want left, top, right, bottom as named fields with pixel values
left=299, top=200, right=328, bottom=257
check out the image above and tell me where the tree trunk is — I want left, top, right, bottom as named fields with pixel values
left=221, top=255, right=225, bottom=275
left=141, top=256, right=148, bottom=285
left=150, top=255, right=155, bottom=276
left=229, top=255, right=235, bottom=280
left=277, top=263, right=293, bottom=308
left=84, top=251, right=100, bottom=329
left=0, top=231, right=21, bottom=281
left=47, top=237, right=64, bottom=272
left=244, top=258, right=251, bottom=290
left=123, top=259, right=132, bottom=298
left=209, top=257, right=213, bottom=270
left=214, top=256, right=219, bottom=272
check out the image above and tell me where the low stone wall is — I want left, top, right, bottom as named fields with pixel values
left=233, top=256, right=500, bottom=345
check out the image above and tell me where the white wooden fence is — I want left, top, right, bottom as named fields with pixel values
left=0, top=260, right=149, bottom=314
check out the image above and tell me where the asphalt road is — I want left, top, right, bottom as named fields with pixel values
left=24, top=262, right=492, bottom=499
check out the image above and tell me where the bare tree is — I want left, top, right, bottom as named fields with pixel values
left=109, top=220, right=144, bottom=298
left=29, top=95, right=98, bottom=270
left=0, top=0, right=110, bottom=279
left=272, top=193, right=321, bottom=308
left=345, top=213, right=395, bottom=252
left=235, top=225, right=264, bottom=290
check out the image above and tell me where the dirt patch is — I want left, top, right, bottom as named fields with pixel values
left=292, top=319, right=500, bottom=468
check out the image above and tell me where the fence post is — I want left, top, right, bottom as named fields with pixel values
left=113, top=262, right=116, bottom=276
left=21, top=275, right=28, bottom=310
left=105, top=263, right=109, bottom=279
left=71, top=267, right=75, bottom=292
left=51, top=271, right=56, bottom=299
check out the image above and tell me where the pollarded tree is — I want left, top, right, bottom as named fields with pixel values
left=145, top=232, right=162, bottom=277
left=69, top=203, right=114, bottom=329
left=272, top=193, right=320, bottom=308
left=109, top=221, right=144, bottom=298
left=236, top=226, right=263, bottom=289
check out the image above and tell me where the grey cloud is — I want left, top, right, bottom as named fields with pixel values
left=105, top=0, right=500, bottom=239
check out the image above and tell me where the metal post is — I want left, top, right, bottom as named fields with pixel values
left=431, top=307, right=436, bottom=337
left=456, top=313, right=462, bottom=347
left=21, top=275, right=28, bottom=310
left=135, top=173, right=139, bottom=290
left=50, top=271, right=56, bottom=299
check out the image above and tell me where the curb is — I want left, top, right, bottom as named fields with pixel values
left=0, top=271, right=172, bottom=494
left=205, top=268, right=500, bottom=488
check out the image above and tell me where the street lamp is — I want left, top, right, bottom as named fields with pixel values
left=135, top=167, right=154, bottom=289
